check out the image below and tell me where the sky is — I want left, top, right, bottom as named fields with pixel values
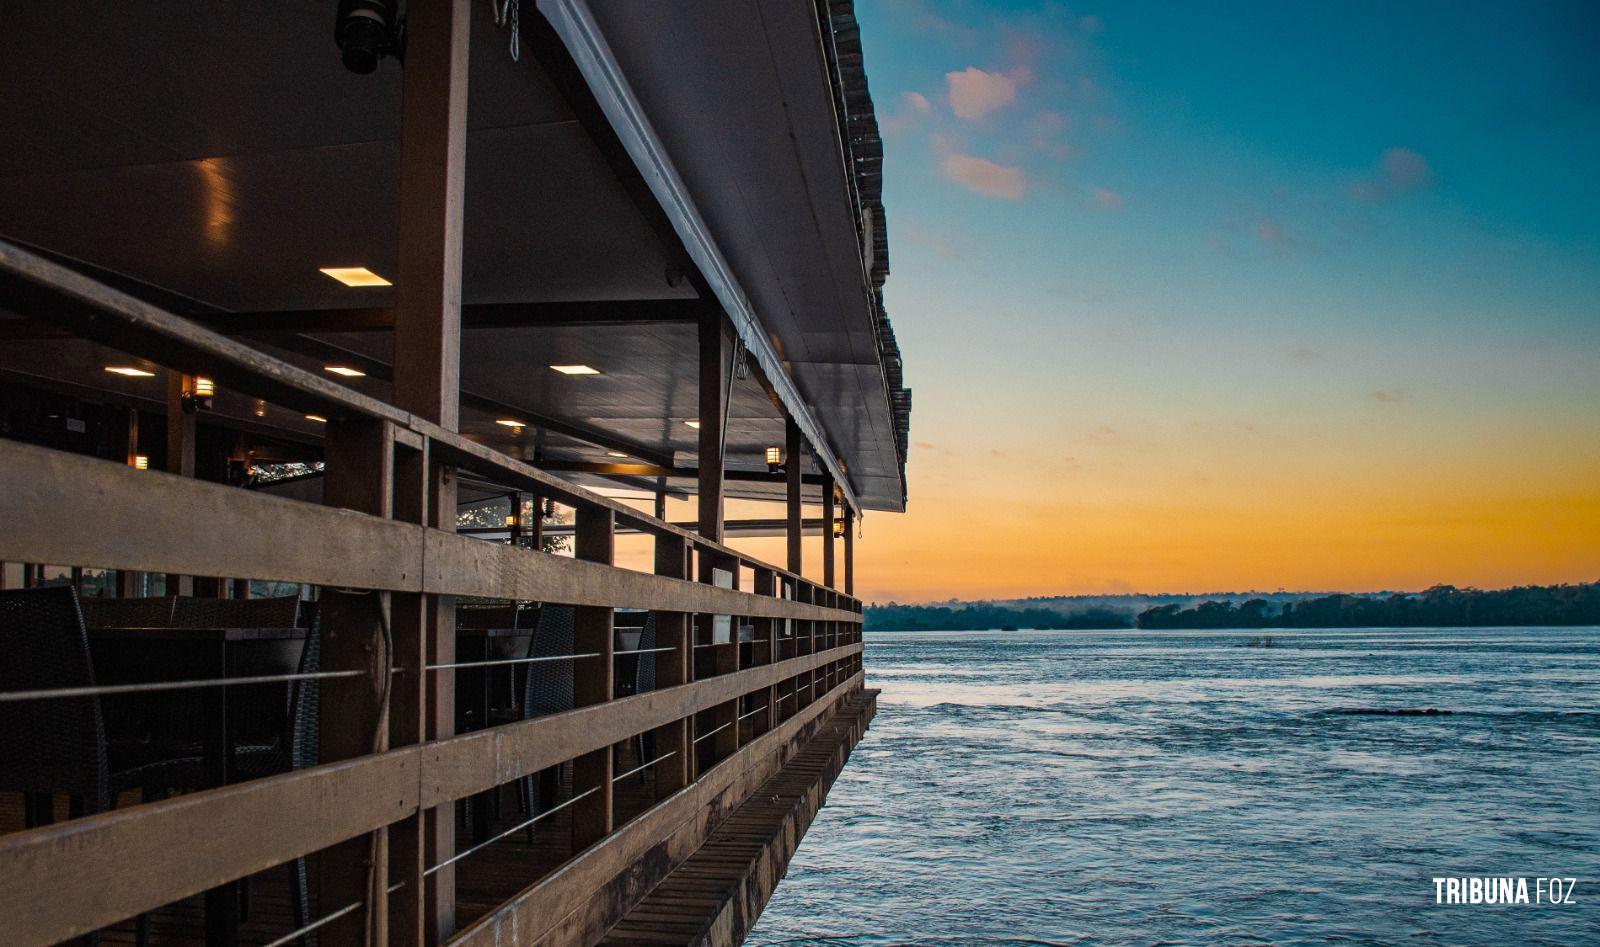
left=822, top=0, right=1600, bottom=603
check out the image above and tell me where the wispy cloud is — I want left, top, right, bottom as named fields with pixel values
left=1370, top=388, right=1410, bottom=404
left=1289, top=347, right=1321, bottom=362
left=1350, top=147, right=1434, bottom=201
left=903, top=224, right=966, bottom=260
left=940, top=149, right=1026, bottom=200
left=1091, top=187, right=1124, bottom=210
left=904, top=91, right=931, bottom=113
left=946, top=66, right=1026, bottom=120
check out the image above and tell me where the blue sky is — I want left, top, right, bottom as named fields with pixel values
left=850, top=0, right=1600, bottom=600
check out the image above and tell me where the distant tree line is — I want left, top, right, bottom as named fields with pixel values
left=1136, top=583, right=1600, bottom=629
left=865, top=603, right=1134, bottom=632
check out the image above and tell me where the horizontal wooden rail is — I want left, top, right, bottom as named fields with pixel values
left=0, top=438, right=861, bottom=623
left=450, top=672, right=866, bottom=947
left=0, top=237, right=859, bottom=599
left=0, top=645, right=860, bottom=945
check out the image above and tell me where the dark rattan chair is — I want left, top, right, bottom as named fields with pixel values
left=0, top=587, right=201, bottom=945
left=78, top=594, right=176, bottom=630
left=507, top=604, right=575, bottom=840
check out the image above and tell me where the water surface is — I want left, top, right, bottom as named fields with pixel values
left=748, top=628, right=1600, bottom=945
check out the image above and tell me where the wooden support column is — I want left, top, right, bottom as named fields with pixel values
left=117, top=407, right=143, bottom=598
left=696, top=308, right=739, bottom=768
left=318, top=418, right=396, bottom=945
left=844, top=508, right=855, bottom=598
left=785, top=417, right=803, bottom=576
left=164, top=374, right=195, bottom=596
left=652, top=534, right=692, bottom=795
left=389, top=1, right=470, bottom=939
left=754, top=568, right=777, bottom=735
left=572, top=508, right=616, bottom=850
left=821, top=473, right=836, bottom=590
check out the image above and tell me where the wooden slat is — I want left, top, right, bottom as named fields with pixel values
left=0, top=753, right=420, bottom=947
left=418, top=644, right=861, bottom=809
left=448, top=673, right=866, bottom=947
left=421, top=530, right=858, bottom=622
left=0, top=437, right=423, bottom=592
left=0, top=438, right=859, bottom=623
left=0, top=645, right=861, bottom=947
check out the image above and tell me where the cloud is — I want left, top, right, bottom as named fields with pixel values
left=903, top=91, right=931, bottom=113
left=903, top=225, right=964, bottom=260
left=1091, top=187, right=1124, bottom=209
left=1350, top=147, right=1434, bottom=201
left=1255, top=219, right=1291, bottom=248
left=940, top=150, right=1026, bottom=200
left=1381, top=148, right=1433, bottom=191
left=1370, top=388, right=1410, bottom=404
left=1028, top=110, right=1074, bottom=159
left=1289, top=347, right=1321, bottom=362
left=946, top=66, right=1022, bottom=120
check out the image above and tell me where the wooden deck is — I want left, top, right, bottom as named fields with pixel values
left=600, top=689, right=878, bottom=947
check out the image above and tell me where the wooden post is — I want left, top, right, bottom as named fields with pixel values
left=164, top=373, right=195, bottom=596
left=652, top=534, right=692, bottom=796
left=654, top=476, right=668, bottom=521
left=821, top=473, right=835, bottom=590
left=118, top=407, right=143, bottom=598
left=572, top=507, right=615, bottom=849
left=695, top=307, right=740, bottom=768
left=844, top=507, right=855, bottom=598
left=318, top=418, right=396, bottom=945
left=754, top=568, right=777, bottom=735
left=389, top=1, right=470, bottom=939
left=507, top=491, right=522, bottom=547
left=785, top=417, right=802, bottom=576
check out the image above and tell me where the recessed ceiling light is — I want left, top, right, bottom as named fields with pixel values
left=496, top=418, right=526, bottom=429
left=318, top=266, right=392, bottom=287
left=606, top=451, right=629, bottom=458
left=324, top=365, right=366, bottom=377
left=104, top=366, right=155, bottom=377
left=684, top=419, right=701, bottom=429
left=306, top=414, right=328, bottom=423
left=550, top=364, right=601, bottom=375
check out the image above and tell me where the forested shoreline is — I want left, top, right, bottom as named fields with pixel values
left=864, top=582, right=1600, bottom=631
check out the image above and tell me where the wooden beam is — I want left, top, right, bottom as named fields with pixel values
left=786, top=417, right=803, bottom=575
left=697, top=310, right=728, bottom=545
left=449, top=671, right=865, bottom=947
left=572, top=507, right=616, bottom=850
left=391, top=2, right=471, bottom=937
left=0, top=652, right=862, bottom=947
left=163, top=373, right=196, bottom=597
left=319, top=418, right=398, bottom=944
left=822, top=471, right=836, bottom=590
left=534, top=459, right=825, bottom=485
left=167, top=297, right=707, bottom=336
left=844, top=508, right=855, bottom=597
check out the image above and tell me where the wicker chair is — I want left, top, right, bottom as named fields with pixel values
left=78, top=594, right=176, bottom=630
left=170, top=594, right=300, bottom=629
left=633, top=613, right=659, bottom=775
left=507, top=604, right=575, bottom=840
left=0, top=587, right=202, bottom=945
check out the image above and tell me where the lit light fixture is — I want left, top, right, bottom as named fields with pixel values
left=684, top=419, right=701, bottom=429
left=306, top=414, right=328, bottom=423
left=606, top=451, right=629, bottom=458
left=324, top=365, right=366, bottom=378
left=104, top=366, right=155, bottom=378
left=133, top=455, right=150, bottom=470
left=550, top=364, right=600, bottom=375
left=765, top=445, right=783, bottom=472
left=253, top=400, right=267, bottom=418
left=319, top=266, right=391, bottom=287
left=504, top=514, right=517, bottom=527
left=833, top=518, right=845, bottom=538
left=182, top=376, right=216, bottom=413
left=496, top=419, right=526, bottom=432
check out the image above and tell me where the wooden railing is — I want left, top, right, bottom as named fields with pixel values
left=0, top=238, right=866, bottom=946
